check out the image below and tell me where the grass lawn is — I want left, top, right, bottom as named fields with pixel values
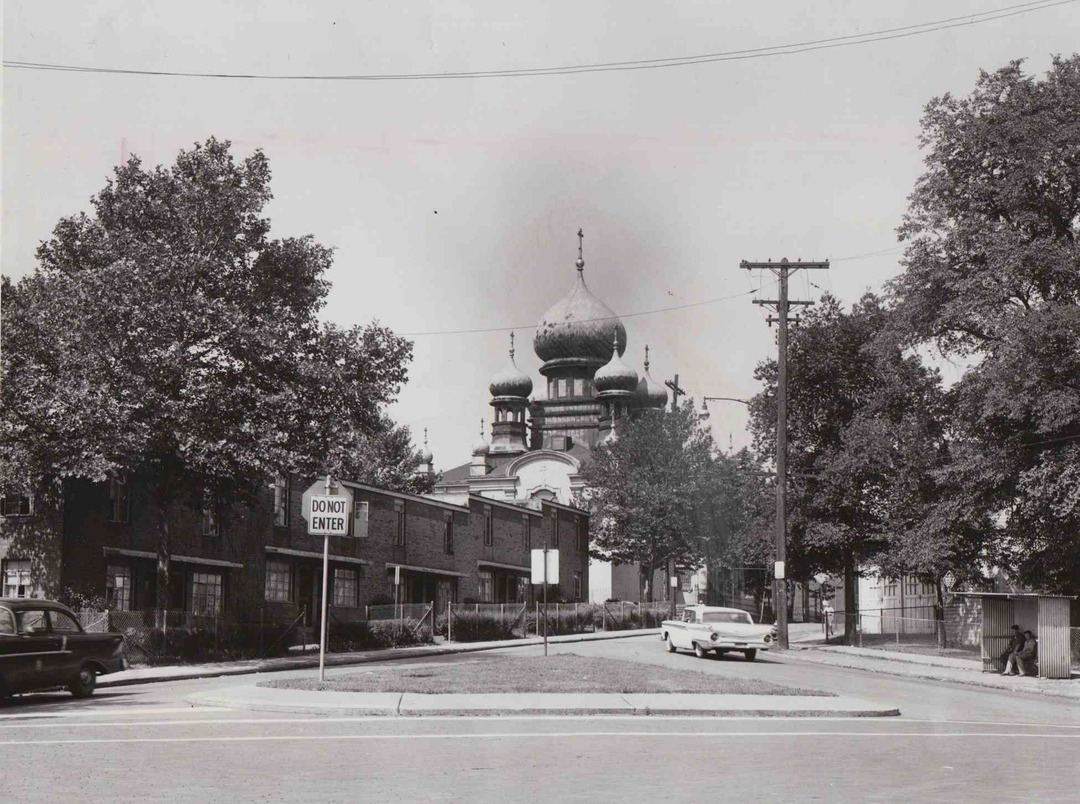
left=263, top=654, right=833, bottom=696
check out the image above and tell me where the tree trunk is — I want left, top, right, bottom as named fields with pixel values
left=843, top=550, right=856, bottom=646
left=154, top=472, right=172, bottom=628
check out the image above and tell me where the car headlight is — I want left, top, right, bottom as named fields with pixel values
left=764, top=634, right=772, bottom=643
left=710, top=632, right=719, bottom=641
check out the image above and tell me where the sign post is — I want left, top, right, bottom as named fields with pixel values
left=307, top=475, right=349, bottom=682
left=531, top=545, right=558, bottom=657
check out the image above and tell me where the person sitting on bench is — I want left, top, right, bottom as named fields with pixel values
left=1015, top=630, right=1038, bottom=676
left=1000, top=625, right=1024, bottom=674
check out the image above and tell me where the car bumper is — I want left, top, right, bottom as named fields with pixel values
left=699, top=641, right=771, bottom=651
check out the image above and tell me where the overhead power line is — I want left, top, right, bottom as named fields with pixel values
left=4, top=1, right=1072, bottom=81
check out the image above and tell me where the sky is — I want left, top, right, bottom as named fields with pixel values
left=3, top=0, right=1078, bottom=472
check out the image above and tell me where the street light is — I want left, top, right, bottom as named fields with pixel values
left=698, top=396, right=750, bottom=421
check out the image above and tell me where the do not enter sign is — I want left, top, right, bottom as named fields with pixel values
left=308, top=495, right=349, bottom=536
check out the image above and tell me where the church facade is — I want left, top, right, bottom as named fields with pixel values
left=426, top=232, right=669, bottom=602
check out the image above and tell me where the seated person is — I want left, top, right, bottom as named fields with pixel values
left=1000, top=625, right=1023, bottom=674
left=1016, top=630, right=1038, bottom=676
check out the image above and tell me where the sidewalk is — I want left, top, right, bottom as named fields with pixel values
left=186, top=685, right=898, bottom=718
left=789, top=642, right=1080, bottom=701
left=98, top=627, right=662, bottom=688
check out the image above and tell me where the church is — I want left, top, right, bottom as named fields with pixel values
left=425, top=231, right=670, bottom=601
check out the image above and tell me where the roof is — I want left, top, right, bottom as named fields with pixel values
left=437, top=461, right=472, bottom=484
left=953, top=592, right=1077, bottom=600
left=0, top=598, right=74, bottom=612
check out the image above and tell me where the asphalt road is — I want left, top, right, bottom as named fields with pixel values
left=1, top=635, right=1077, bottom=803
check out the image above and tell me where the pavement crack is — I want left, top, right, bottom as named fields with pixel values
left=395, top=692, right=404, bottom=716
left=617, top=694, right=637, bottom=714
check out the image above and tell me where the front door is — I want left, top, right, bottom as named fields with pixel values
left=297, top=565, right=314, bottom=627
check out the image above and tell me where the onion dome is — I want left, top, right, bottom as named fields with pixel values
left=419, top=428, right=433, bottom=464
left=489, top=332, right=533, bottom=398
left=594, top=329, right=639, bottom=393
left=533, top=229, right=626, bottom=364
left=471, top=419, right=490, bottom=456
left=635, top=345, right=669, bottom=409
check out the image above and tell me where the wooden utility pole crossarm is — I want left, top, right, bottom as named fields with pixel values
left=740, top=257, right=829, bottom=651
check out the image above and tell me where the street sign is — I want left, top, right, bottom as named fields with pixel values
left=394, top=565, right=401, bottom=586
left=774, top=560, right=786, bottom=580
left=669, top=575, right=679, bottom=588
left=530, top=548, right=558, bottom=584
left=308, top=494, right=349, bottom=536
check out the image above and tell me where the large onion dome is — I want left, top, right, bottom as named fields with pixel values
left=489, top=333, right=533, bottom=398
left=594, top=330, right=639, bottom=393
left=533, top=231, right=626, bottom=365
left=635, top=345, right=669, bottom=409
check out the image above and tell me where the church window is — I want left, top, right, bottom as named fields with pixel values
left=577, top=518, right=588, bottom=551
left=557, top=378, right=569, bottom=397
left=443, top=512, right=454, bottom=554
left=393, top=500, right=405, bottom=547
left=484, top=506, right=494, bottom=546
left=522, top=515, right=531, bottom=551
left=551, top=509, right=559, bottom=547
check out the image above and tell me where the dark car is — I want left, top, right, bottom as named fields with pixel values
left=0, top=598, right=125, bottom=699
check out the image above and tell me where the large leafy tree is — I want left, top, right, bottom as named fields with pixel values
left=0, top=138, right=423, bottom=605
left=749, top=293, right=967, bottom=640
left=578, top=402, right=716, bottom=601
left=889, top=56, right=1080, bottom=593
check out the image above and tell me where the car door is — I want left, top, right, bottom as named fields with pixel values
left=12, top=607, right=65, bottom=691
left=672, top=610, right=695, bottom=649
left=0, top=605, right=25, bottom=692
left=46, top=608, right=84, bottom=686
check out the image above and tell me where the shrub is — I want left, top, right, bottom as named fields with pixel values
left=446, top=609, right=523, bottom=642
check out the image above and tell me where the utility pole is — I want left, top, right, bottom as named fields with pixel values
left=742, top=258, right=829, bottom=650
left=663, top=374, right=686, bottom=618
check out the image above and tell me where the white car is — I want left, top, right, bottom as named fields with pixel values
left=662, top=605, right=774, bottom=661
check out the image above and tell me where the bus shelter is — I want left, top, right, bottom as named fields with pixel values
left=955, top=592, right=1074, bottom=679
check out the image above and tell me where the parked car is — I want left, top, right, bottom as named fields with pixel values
left=0, top=598, right=125, bottom=699
left=661, top=605, right=774, bottom=661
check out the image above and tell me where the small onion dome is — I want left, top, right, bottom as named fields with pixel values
left=635, top=346, right=669, bottom=409
left=471, top=420, right=490, bottom=456
left=489, top=334, right=533, bottom=398
left=533, top=233, right=626, bottom=363
left=419, top=430, right=433, bottom=465
left=593, top=331, right=639, bottom=394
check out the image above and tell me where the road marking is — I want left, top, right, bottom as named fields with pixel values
left=2, top=731, right=1078, bottom=746
left=0, top=707, right=225, bottom=721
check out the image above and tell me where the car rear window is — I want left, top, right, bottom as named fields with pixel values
left=49, top=610, right=82, bottom=633
left=702, top=612, right=752, bottom=624
left=0, top=608, right=14, bottom=635
left=16, top=610, right=48, bottom=634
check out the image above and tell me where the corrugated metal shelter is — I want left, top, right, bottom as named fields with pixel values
left=955, top=592, right=1074, bottom=679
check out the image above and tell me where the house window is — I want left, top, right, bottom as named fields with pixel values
left=1, top=495, right=33, bottom=518
left=2, top=560, right=32, bottom=598
left=201, top=491, right=219, bottom=538
left=272, top=476, right=289, bottom=528
left=109, top=479, right=130, bottom=523
left=478, top=570, right=494, bottom=603
left=883, top=579, right=897, bottom=597
left=333, top=568, right=359, bottom=607
left=484, top=506, right=494, bottom=546
left=904, top=576, right=919, bottom=596
left=191, top=572, right=223, bottom=616
left=354, top=501, right=369, bottom=538
left=105, top=565, right=132, bottom=611
left=523, top=515, right=531, bottom=551
left=265, top=560, right=291, bottom=602
left=444, top=512, right=454, bottom=554
left=573, top=571, right=582, bottom=600
left=393, top=500, right=405, bottom=547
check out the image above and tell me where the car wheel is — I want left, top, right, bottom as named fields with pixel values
left=694, top=643, right=706, bottom=659
left=69, top=664, right=97, bottom=698
left=744, top=649, right=757, bottom=662
left=665, top=633, right=676, bottom=653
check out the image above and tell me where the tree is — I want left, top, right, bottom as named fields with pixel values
left=748, top=293, right=968, bottom=641
left=889, top=56, right=1080, bottom=593
left=0, top=138, right=421, bottom=607
left=577, top=402, right=715, bottom=601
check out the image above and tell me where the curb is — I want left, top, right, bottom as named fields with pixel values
left=786, top=650, right=1080, bottom=702
left=185, top=687, right=900, bottom=718
left=99, top=629, right=661, bottom=689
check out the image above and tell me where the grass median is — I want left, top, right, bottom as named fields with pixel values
left=262, top=654, right=832, bottom=696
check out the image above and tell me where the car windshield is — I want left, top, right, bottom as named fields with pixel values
left=702, top=612, right=752, bottom=624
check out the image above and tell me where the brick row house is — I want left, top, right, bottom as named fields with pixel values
left=0, top=474, right=589, bottom=626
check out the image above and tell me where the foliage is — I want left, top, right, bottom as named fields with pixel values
left=889, top=56, right=1080, bottom=593
left=577, top=402, right=716, bottom=600
left=0, top=138, right=424, bottom=604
